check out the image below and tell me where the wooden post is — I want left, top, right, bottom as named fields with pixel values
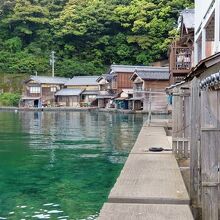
left=172, top=88, right=184, bottom=157
left=201, top=90, right=219, bottom=220
left=183, top=88, right=190, bottom=158
left=190, top=77, right=201, bottom=211
left=147, top=89, right=152, bottom=126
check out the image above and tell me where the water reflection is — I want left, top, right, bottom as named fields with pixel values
left=0, top=111, right=144, bottom=220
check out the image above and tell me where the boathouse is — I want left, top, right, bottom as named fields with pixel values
left=20, top=76, right=69, bottom=107
left=107, top=65, right=169, bottom=94
left=96, top=75, right=115, bottom=108
left=55, top=88, right=83, bottom=107
left=114, top=89, right=133, bottom=110
left=65, top=76, right=99, bottom=106
left=130, top=67, right=169, bottom=112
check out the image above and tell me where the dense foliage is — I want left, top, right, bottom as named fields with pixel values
left=0, top=93, right=21, bottom=106
left=0, top=0, right=193, bottom=77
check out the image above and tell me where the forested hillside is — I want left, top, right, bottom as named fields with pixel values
left=0, top=0, right=193, bottom=77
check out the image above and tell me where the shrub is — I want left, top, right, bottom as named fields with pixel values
left=0, top=93, right=21, bottom=106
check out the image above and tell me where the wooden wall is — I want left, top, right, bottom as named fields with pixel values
left=144, top=80, right=169, bottom=91
left=57, top=96, right=80, bottom=107
left=117, top=72, right=133, bottom=91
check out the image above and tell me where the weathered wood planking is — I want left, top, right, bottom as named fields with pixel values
left=172, top=87, right=191, bottom=159
left=98, top=203, right=194, bottom=220
left=201, top=90, right=219, bottom=220
left=190, top=77, right=201, bottom=207
left=108, top=153, right=190, bottom=205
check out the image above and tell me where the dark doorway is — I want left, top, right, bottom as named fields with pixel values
left=34, top=100, right=39, bottom=108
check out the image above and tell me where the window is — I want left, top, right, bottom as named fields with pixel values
left=30, top=87, right=40, bottom=94
left=51, top=87, right=56, bottom=92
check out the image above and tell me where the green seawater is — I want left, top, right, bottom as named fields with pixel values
left=0, top=111, right=146, bottom=220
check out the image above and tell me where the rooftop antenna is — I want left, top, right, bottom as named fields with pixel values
left=50, top=51, right=55, bottom=77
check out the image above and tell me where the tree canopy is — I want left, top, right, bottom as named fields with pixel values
left=0, top=0, right=193, bottom=77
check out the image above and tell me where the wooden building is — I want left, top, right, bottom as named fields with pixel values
left=65, top=76, right=99, bottom=91
left=114, top=89, right=133, bottom=110
left=20, top=76, right=69, bottom=107
left=168, top=3, right=220, bottom=219
left=55, top=88, right=83, bottom=107
left=96, top=75, right=115, bottom=108
left=130, top=67, right=169, bottom=111
left=65, top=76, right=99, bottom=106
left=107, top=65, right=168, bottom=93
left=169, top=9, right=194, bottom=84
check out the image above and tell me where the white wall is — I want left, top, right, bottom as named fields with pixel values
left=195, top=0, right=213, bottom=32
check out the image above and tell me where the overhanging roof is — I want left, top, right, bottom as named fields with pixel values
left=109, top=65, right=169, bottom=75
left=179, top=9, right=195, bottom=31
left=55, top=88, right=83, bottom=96
left=65, top=76, right=99, bottom=86
left=82, top=90, right=99, bottom=95
left=130, top=67, right=169, bottom=81
left=186, top=52, right=220, bottom=80
left=26, top=76, right=69, bottom=85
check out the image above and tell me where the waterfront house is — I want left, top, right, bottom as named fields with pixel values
left=107, top=65, right=135, bottom=93
left=106, top=65, right=169, bottom=93
left=65, top=76, right=99, bottom=106
left=96, top=75, right=116, bottom=108
left=55, top=88, right=83, bottom=107
left=169, top=9, right=194, bottom=84
left=130, top=67, right=169, bottom=111
left=65, top=76, right=99, bottom=90
left=114, top=89, right=133, bottom=110
left=20, top=76, right=69, bottom=107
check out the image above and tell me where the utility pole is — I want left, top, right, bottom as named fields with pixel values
left=50, top=51, right=55, bottom=77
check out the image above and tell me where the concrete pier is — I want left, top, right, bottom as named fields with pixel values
left=98, top=121, right=193, bottom=220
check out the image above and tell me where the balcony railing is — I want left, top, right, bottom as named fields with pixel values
left=170, top=45, right=192, bottom=76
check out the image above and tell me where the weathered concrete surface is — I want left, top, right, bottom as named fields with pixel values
left=108, top=153, right=190, bottom=204
left=99, top=203, right=194, bottom=220
left=99, top=122, right=193, bottom=219
left=130, top=125, right=172, bottom=154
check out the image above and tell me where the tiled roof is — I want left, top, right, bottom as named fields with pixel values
left=110, top=65, right=168, bottom=74
left=29, top=76, right=69, bottom=84
left=134, top=67, right=169, bottom=80
left=55, top=88, right=83, bottom=96
left=65, top=76, right=99, bottom=86
left=180, top=9, right=195, bottom=29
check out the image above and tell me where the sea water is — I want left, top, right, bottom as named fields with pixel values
left=0, top=111, right=145, bottom=220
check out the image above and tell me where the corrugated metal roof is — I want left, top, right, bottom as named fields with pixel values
left=29, top=76, right=69, bottom=84
left=55, top=88, right=83, bottom=96
left=110, top=65, right=168, bottom=74
left=180, top=9, right=195, bottom=29
left=135, top=69, right=169, bottom=80
left=65, top=76, right=99, bottom=86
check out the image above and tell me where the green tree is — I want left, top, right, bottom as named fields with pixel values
left=0, top=0, right=194, bottom=78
